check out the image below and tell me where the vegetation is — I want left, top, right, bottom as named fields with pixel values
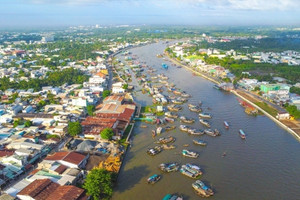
left=102, top=90, right=111, bottom=99
left=290, top=86, right=300, bottom=95
left=100, top=128, right=114, bottom=140
left=46, top=134, right=60, bottom=139
left=24, top=120, right=32, bottom=127
left=68, top=121, right=82, bottom=137
left=83, top=168, right=114, bottom=200
left=254, top=102, right=278, bottom=117
left=122, top=83, right=128, bottom=90
left=87, top=105, right=95, bottom=116
left=285, top=105, right=300, bottom=119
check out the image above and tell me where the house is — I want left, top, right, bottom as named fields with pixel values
left=17, top=179, right=87, bottom=200
left=276, top=112, right=290, bottom=120
left=44, top=151, right=88, bottom=169
left=112, top=82, right=125, bottom=94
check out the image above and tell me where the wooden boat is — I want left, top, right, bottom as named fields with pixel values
left=192, top=180, right=214, bottom=197
left=162, top=194, right=183, bottom=200
left=161, top=144, right=176, bottom=150
left=159, top=162, right=179, bottom=173
left=152, top=130, right=156, bottom=138
left=155, top=136, right=176, bottom=144
left=172, top=99, right=184, bottom=105
left=239, top=129, right=246, bottom=139
left=188, top=129, right=204, bottom=136
left=183, top=144, right=189, bottom=147
left=165, top=126, right=176, bottom=131
left=204, top=129, right=219, bottom=137
left=214, top=129, right=221, bottom=136
left=179, top=125, right=190, bottom=132
left=180, top=164, right=202, bottom=178
left=147, top=146, right=162, bottom=156
left=173, top=90, right=182, bottom=95
left=182, top=149, right=199, bottom=158
left=181, top=92, right=191, bottom=98
left=140, top=125, right=147, bottom=128
left=156, top=127, right=163, bottom=135
left=193, top=139, right=207, bottom=146
left=165, top=117, right=175, bottom=123
left=167, top=104, right=182, bottom=112
left=165, top=112, right=178, bottom=118
left=224, top=121, right=229, bottom=129
left=199, top=119, right=210, bottom=127
left=189, top=106, right=202, bottom=113
left=147, top=174, right=161, bottom=184
left=180, top=116, right=195, bottom=124
left=199, top=113, right=212, bottom=118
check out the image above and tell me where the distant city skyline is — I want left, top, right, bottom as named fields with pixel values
left=1, top=0, right=300, bottom=28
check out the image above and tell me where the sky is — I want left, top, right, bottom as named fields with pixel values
left=1, top=0, right=300, bottom=28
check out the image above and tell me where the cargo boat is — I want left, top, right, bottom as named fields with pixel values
left=180, top=164, right=202, bottom=178
left=155, top=136, right=176, bottom=144
left=182, top=149, right=199, bottom=158
left=159, top=162, right=180, bottom=173
left=147, top=146, right=162, bottom=156
left=199, top=119, right=211, bottom=127
left=192, top=180, right=214, bottom=197
left=193, top=139, right=207, bottom=146
left=147, top=174, right=161, bottom=184
left=162, top=194, right=183, bottom=200
left=180, top=116, right=195, bottom=124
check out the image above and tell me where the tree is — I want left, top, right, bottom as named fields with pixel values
left=100, top=128, right=114, bottom=140
left=13, top=119, right=21, bottom=128
left=122, top=83, right=128, bottom=90
left=87, top=105, right=95, bottom=116
left=68, top=121, right=82, bottom=137
left=24, top=120, right=32, bottom=127
left=83, top=168, right=113, bottom=200
left=102, top=90, right=111, bottom=99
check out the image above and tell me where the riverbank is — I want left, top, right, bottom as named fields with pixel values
left=165, top=53, right=300, bottom=141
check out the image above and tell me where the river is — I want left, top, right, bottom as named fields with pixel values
left=112, top=41, right=300, bottom=200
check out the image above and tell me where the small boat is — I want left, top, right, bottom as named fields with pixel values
left=172, top=99, right=184, bottom=105
left=181, top=92, right=191, bottom=98
left=204, top=129, right=219, bottom=137
left=173, top=90, right=182, bottom=95
left=147, top=174, right=161, bottom=184
left=159, top=162, right=179, bottom=173
left=224, top=121, right=229, bottom=129
left=162, top=194, right=183, bottom=200
left=222, top=152, right=226, bottom=157
left=140, top=125, right=147, bottom=128
left=155, top=136, right=176, bottom=144
left=199, top=119, right=210, bottom=127
left=182, top=149, right=199, bottom=158
left=188, top=103, right=197, bottom=108
left=189, top=129, right=204, bottom=136
left=199, top=113, right=212, bottom=118
left=162, top=63, right=168, bottom=70
left=157, top=127, right=163, bottom=135
left=214, top=129, right=221, bottom=136
left=213, top=84, right=220, bottom=90
left=165, top=126, right=176, bottom=131
left=161, top=144, right=176, bottom=150
left=180, top=116, right=195, bottom=124
left=167, top=104, right=182, bottom=112
left=239, top=129, right=246, bottom=139
left=152, top=130, right=156, bottom=138
left=165, top=117, right=175, bottom=123
left=192, top=180, right=214, bottom=197
left=189, top=106, right=202, bottom=113
left=193, top=139, right=207, bottom=146
left=179, top=125, right=190, bottom=132
left=147, top=146, right=162, bottom=156
left=165, top=112, right=178, bottom=119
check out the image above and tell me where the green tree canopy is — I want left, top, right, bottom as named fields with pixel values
left=102, top=90, right=111, bottom=99
left=24, top=120, right=32, bottom=127
left=83, top=168, right=113, bottom=200
left=122, top=84, right=128, bottom=90
left=87, top=105, right=95, bottom=116
left=100, top=128, right=114, bottom=140
left=68, top=121, right=82, bottom=137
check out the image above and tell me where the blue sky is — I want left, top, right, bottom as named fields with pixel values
left=1, top=0, right=300, bottom=27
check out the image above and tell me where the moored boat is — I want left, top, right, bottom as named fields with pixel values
left=180, top=116, right=195, bottom=124
left=147, top=174, right=161, bottom=184
left=204, top=129, right=219, bottom=137
left=224, top=121, right=229, bottom=129
left=199, top=112, right=212, bottom=118
left=155, top=136, right=176, bottom=144
left=165, top=112, right=178, bottom=118
left=179, top=125, right=190, bottom=132
left=193, top=139, right=207, bottom=146
left=165, top=117, right=175, bottom=123
left=167, top=104, right=182, bottom=112
left=162, top=194, right=183, bottom=200
left=180, top=163, right=202, bottom=178
left=165, top=125, right=176, bottom=131
left=182, top=149, right=199, bottom=158
left=189, top=106, right=202, bottom=113
left=199, top=119, right=211, bottom=127
left=147, top=146, right=162, bottom=156
left=161, top=144, right=176, bottom=150
left=159, top=162, right=179, bottom=173
left=192, top=180, right=214, bottom=197
left=239, top=129, right=246, bottom=139
left=157, top=127, right=163, bottom=135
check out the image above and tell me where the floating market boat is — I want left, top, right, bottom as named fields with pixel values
left=162, top=194, right=183, bottom=200
left=188, top=129, right=205, bottom=136
left=239, top=129, right=246, bottom=139
left=199, top=119, right=211, bottom=127
left=192, top=180, right=214, bottom=197
left=173, top=90, right=182, bottom=95
left=179, top=125, right=190, bottom=132
left=180, top=164, right=202, bottom=178
left=152, top=130, right=156, bottom=138
left=165, top=126, right=176, bottom=131
left=157, top=127, right=163, bottom=135
left=193, top=139, right=207, bottom=146
left=167, top=104, right=182, bottom=112
left=159, top=162, right=180, bottom=172
left=182, top=149, right=199, bottom=158
left=224, top=121, right=229, bottom=129
left=199, top=113, right=212, bottom=118
left=180, top=116, right=195, bottom=124
left=147, top=146, right=162, bottom=156
left=165, top=117, right=175, bottom=123
left=204, top=129, right=220, bottom=137
left=165, top=112, right=178, bottom=118
left=188, top=106, right=202, bottom=113
left=155, top=136, right=176, bottom=144
left=161, top=144, right=176, bottom=150
left=147, top=174, right=161, bottom=184
left=181, top=92, right=191, bottom=98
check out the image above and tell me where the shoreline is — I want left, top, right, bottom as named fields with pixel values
left=166, top=53, right=300, bottom=141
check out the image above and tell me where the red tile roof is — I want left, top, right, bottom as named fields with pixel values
left=45, top=152, right=86, bottom=166
left=54, top=164, right=68, bottom=174
left=45, top=185, right=87, bottom=200
left=17, top=179, right=60, bottom=199
left=0, top=150, right=15, bottom=157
